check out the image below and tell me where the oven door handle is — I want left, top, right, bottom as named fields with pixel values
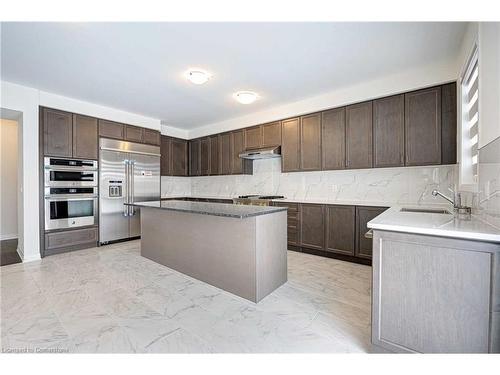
left=45, top=195, right=98, bottom=200
left=45, top=196, right=97, bottom=201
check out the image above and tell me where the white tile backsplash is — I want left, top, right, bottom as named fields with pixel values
left=161, top=158, right=458, bottom=206
left=478, top=136, right=500, bottom=228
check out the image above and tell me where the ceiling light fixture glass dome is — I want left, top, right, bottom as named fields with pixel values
left=234, top=91, right=259, bottom=104
left=186, top=69, right=211, bottom=85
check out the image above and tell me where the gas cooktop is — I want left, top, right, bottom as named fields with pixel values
left=237, top=195, right=285, bottom=200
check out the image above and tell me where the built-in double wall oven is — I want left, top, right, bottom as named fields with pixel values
left=44, top=157, right=98, bottom=230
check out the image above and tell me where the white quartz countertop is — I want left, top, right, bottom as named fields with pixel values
left=368, top=206, right=500, bottom=243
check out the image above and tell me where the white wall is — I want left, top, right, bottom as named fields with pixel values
left=0, top=119, right=18, bottom=240
left=0, top=80, right=163, bottom=262
left=189, top=59, right=458, bottom=139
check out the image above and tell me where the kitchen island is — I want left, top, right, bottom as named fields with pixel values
left=128, top=200, right=288, bottom=303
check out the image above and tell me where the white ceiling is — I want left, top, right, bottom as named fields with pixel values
left=1, top=22, right=467, bottom=129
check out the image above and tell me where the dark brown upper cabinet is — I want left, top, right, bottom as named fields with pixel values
left=355, top=206, right=387, bottom=260
left=244, top=126, right=262, bottom=150
left=43, top=108, right=73, bottom=158
left=73, top=114, right=98, bottom=160
left=143, top=128, right=161, bottom=146
left=346, top=101, right=373, bottom=169
left=209, top=135, right=220, bottom=175
left=262, top=121, right=282, bottom=147
left=99, top=119, right=124, bottom=140
left=325, top=205, right=355, bottom=256
left=281, top=118, right=301, bottom=172
left=373, top=95, right=405, bottom=168
left=171, top=138, right=188, bottom=176
left=405, top=86, right=442, bottom=166
left=441, top=82, right=457, bottom=165
left=189, top=139, right=201, bottom=176
left=231, top=130, right=252, bottom=175
left=300, top=113, right=322, bottom=171
left=200, top=137, right=210, bottom=176
left=321, top=107, right=346, bottom=170
left=160, top=135, right=171, bottom=176
left=220, top=133, right=232, bottom=175
left=125, top=125, right=144, bottom=143
left=299, top=204, right=325, bottom=250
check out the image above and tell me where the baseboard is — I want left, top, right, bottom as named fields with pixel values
left=0, top=234, right=18, bottom=241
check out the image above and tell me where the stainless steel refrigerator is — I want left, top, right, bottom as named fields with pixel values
left=99, top=138, right=160, bottom=244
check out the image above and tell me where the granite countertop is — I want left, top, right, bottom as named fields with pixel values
left=368, top=205, right=500, bottom=243
left=127, top=200, right=287, bottom=219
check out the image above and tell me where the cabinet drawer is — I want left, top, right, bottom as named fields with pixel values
left=45, top=227, right=98, bottom=250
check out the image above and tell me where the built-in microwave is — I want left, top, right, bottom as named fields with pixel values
left=44, top=157, right=98, bottom=187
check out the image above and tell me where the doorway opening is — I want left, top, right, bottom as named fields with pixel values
left=1, top=108, right=23, bottom=266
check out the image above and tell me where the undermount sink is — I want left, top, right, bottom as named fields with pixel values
left=400, top=207, right=451, bottom=215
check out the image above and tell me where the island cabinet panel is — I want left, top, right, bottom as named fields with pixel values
left=300, top=113, right=322, bottom=171
left=321, top=107, right=346, bottom=170
left=325, top=205, right=356, bottom=256
left=281, top=118, right=301, bottom=172
left=405, top=86, right=442, bottom=166
left=99, top=119, right=125, bottom=140
left=189, top=139, right=201, bottom=176
left=262, top=121, right=282, bottom=147
left=244, top=125, right=262, bottom=150
left=160, top=135, right=171, bottom=176
left=441, top=82, right=457, bottom=165
left=356, top=206, right=387, bottom=259
left=200, top=137, right=211, bottom=176
left=143, top=129, right=161, bottom=146
left=43, top=108, right=73, bottom=157
left=299, top=204, right=325, bottom=250
left=73, top=114, right=98, bottom=160
left=209, top=135, right=220, bottom=175
left=346, top=101, right=373, bottom=169
left=220, top=133, right=232, bottom=175
left=373, top=95, right=405, bottom=168
left=125, top=125, right=144, bottom=143
left=171, top=138, right=188, bottom=176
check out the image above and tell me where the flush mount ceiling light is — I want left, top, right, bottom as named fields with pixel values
left=185, top=69, right=211, bottom=85
left=234, top=91, right=259, bottom=104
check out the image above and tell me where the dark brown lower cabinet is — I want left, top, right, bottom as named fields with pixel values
left=355, top=206, right=388, bottom=259
left=273, top=202, right=300, bottom=249
left=299, top=204, right=325, bottom=250
left=325, top=205, right=356, bottom=256
left=44, top=226, right=98, bottom=256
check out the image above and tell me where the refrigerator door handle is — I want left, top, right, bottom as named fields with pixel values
left=123, top=160, right=129, bottom=217
left=130, top=161, right=136, bottom=216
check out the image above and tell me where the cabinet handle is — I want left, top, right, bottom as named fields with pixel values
left=364, top=229, right=373, bottom=239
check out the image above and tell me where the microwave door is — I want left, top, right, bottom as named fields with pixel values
left=99, top=149, right=129, bottom=243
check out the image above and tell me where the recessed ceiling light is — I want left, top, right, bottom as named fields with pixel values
left=185, top=69, right=211, bottom=85
left=234, top=91, right=259, bottom=104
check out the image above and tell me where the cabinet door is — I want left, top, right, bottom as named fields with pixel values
left=200, top=137, right=210, bottom=176
left=160, top=135, right=171, bottom=176
left=262, top=121, right=282, bottom=147
left=281, top=118, right=301, bottom=172
left=346, top=101, right=373, bottom=169
left=373, top=95, right=405, bottom=168
left=231, top=130, right=245, bottom=174
left=43, top=108, right=73, bottom=157
left=321, top=108, right=346, bottom=170
left=405, top=86, right=442, bottom=166
left=125, top=125, right=144, bottom=143
left=441, top=82, right=457, bottom=165
left=325, top=205, right=355, bottom=256
left=220, top=133, right=232, bottom=175
left=143, top=129, right=161, bottom=146
left=300, top=204, right=325, bottom=250
left=73, top=114, right=98, bottom=159
left=244, top=126, right=262, bottom=150
left=209, top=135, right=220, bottom=175
left=171, top=138, right=188, bottom=176
left=300, top=113, right=322, bottom=171
left=189, top=139, right=201, bottom=176
left=355, top=206, right=387, bottom=259
left=99, top=119, right=124, bottom=140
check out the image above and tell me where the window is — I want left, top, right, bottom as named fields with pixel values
left=460, top=44, right=479, bottom=187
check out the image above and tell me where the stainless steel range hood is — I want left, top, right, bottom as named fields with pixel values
left=239, top=146, right=281, bottom=160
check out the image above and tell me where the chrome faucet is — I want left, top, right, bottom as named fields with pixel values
left=431, top=189, right=472, bottom=216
